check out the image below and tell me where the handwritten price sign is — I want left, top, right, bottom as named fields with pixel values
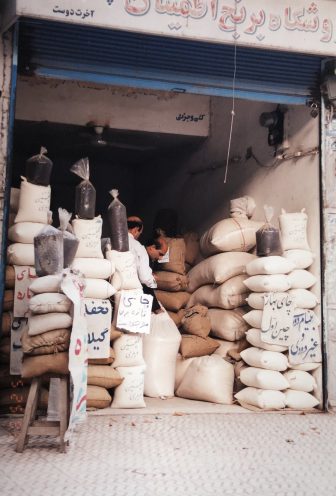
left=261, top=292, right=295, bottom=345
left=288, top=309, right=322, bottom=365
left=84, top=298, right=111, bottom=359
left=116, top=290, right=153, bottom=334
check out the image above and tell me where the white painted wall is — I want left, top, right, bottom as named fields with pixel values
left=15, top=77, right=210, bottom=137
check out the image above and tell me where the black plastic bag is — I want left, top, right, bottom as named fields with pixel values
left=25, top=147, right=53, bottom=186
left=256, top=205, right=282, bottom=257
left=58, top=208, right=79, bottom=268
left=70, top=157, right=96, bottom=219
left=34, top=226, right=64, bottom=276
left=107, top=189, right=129, bottom=252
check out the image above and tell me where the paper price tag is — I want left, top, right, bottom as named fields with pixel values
left=116, top=290, right=153, bottom=334
left=261, top=292, right=295, bottom=345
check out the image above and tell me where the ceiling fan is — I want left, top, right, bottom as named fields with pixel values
left=76, top=124, right=157, bottom=152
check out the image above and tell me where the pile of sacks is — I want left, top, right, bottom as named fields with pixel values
left=154, top=237, right=190, bottom=323
left=1, top=160, right=52, bottom=413
left=235, top=209, right=321, bottom=410
left=172, top=197, right=262, bottom=405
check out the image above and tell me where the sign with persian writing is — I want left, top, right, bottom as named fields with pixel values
left=10, top=318, right=27, bottom=375
left=13, top=266, right=37, bottom=318
left=288, top=308, right=322, bottom=364
left=60, top=269, right=88, bottom=442
left=116, top=290, right=153, bottom=334
left=2, top=1, right=336, bottom=56
left=261, top=292, right=295, bottom=345
left=84, top=298, right=111, bottom=359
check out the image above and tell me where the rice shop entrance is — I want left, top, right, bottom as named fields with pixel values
left=1, top=20, right=325, bottom=417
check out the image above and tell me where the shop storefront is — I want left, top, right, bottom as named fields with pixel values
left=1, top=1, right=336, bottom=421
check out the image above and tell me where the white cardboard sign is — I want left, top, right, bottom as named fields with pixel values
left=84, top=298, right=111, bottom=359
left=116, top=290, right=153, bottom=334
left=261, top=292, right=295, bottom=345
left=288, top=309, right=322, bottom=365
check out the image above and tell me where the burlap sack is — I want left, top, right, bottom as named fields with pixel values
left=3, top=290, right=14, bottom=311
left=179, top=334, right=219, bottom=359
left=87, top=385, right=112, bottom=409
left=21, top=327, right=71, bottom=356
left=21, top=352, right=69, bottom=378
left=208, top=307, right=248, bottom=341
left=181, top=305, right=211, bottom=338
left=159, top=238, right=186, bottom=275
left=183, top=232, right=200, bottom=266
left=154, top=271, right=189, bottom=292
left=110, top=326, right=123, bottom=341
left=88, top=347, right=115, bottom=365
left=0, top=387, right=48, bottom=409
left=5, top=266, right=15, bottom=289
left=187, top=275, right=249, bottom=310
left=88, top=365, right=123, bottom=389
left=155, top=290, right=190, bottom=312
left=1, top=312, right=12, bottom=336
left=167, top=309, right=185, bottom=327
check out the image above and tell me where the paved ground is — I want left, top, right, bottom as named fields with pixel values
left=0, top=411, right=335, bottom=496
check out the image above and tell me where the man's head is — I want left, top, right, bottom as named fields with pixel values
left=145, top=236, right=168, bottom=261
left=127, top=216, right=143, bottom=240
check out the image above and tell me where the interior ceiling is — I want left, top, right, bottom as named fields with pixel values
left=14, top=120, right=206, bottom=166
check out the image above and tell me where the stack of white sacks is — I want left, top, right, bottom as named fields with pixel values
left=106, top=247, right=147, bottom=409
left=174, top=196, right=262, bottom=404
left=70, top=216, right=120, bottom=409
left=235, top=209, right=321, bottom=410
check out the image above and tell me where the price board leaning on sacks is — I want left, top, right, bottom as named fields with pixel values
left=116, top=289, right=153, bottom=334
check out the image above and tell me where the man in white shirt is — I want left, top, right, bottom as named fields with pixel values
left=127, top=216, right=157, bottom=288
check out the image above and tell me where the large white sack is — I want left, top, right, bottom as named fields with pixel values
left=28, top=312, right=73, bottom=336
left=143, top=311, right=181, bottom=398
left=284, top=389, right=319, bottom=409
left=175, top=354, right=195, bottom=391
left=72, top=216, right=103, bottom=258
left=283, top=369, right=316, bottom=392
left=208, top=307, right=248, bottom=341
left=288, top=270, right=317, bottom=289
left=200, top=218, right=263, bottom=256
left=242, top=310, right=263, bottom=328
left=241, top=347, right=288, bottom=371
left=187, top=252, right=256, bottom=293
left=8, top=222, right=46, bottom=243
left=279, top=209, right=311, bottom=251
left=71, top=258, right=114, bottom=279
left=246, top=256, right=295, bottom=276
left=106, top=250, right=142, bottom=290
left=29, top=293, right=71, bottom=314
left=240, top=367, right=290, bottom=391
left=14, top=177, right=51, bottom=224
left=113, top=332, right=144, bottom=367
left=235, top=387, right=286, bottom=409
left=7, top=243, right=35, bottom=266
left=83, top=279, right=116, bottom=299
left=188, top=275, right=249, bottom=310
left=176, top=355, right=234, bottom=404
left=245, top=328, right=288, bottom=352
left=312, top=365, right=323, bottom=406
left=29, top=274, right=62, bottom=294
left=246, top=290, right=318, bottom=310
left=283, top=249, right=314, bottom=269
left=244, top=274, right=290, bottom=293
left=111, top=365, right=146, bottom=409
left=289, top=361, right=321, bottom=372
left=287, top=289, right=319, bottom=309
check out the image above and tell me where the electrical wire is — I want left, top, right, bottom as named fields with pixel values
left=224, top=9, right=238, bottom=183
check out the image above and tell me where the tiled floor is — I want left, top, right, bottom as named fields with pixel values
left=0, top=404, right=335, bottom=496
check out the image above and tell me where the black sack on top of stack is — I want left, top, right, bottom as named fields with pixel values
left=71, top=157, right=96, bottom=220
left=256, top=205, right=282, bottom=257
left=34, top=226, right=64, bottom=276
left=25, top=147, right=53, bottom=186
left=107, top=189, right=129, bottom=252
left=58, top=208, right=79, bottom=268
